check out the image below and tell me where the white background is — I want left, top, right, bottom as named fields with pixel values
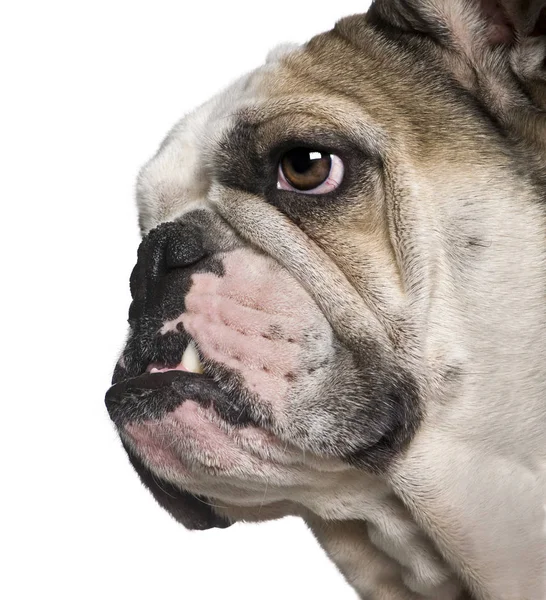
left=1, top=1, right=370, bottom=598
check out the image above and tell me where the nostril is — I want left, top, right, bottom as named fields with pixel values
left=165, top=229, right=208, bottom=271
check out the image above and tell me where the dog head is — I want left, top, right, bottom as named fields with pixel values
left=106, top=1, right=546, bottom=597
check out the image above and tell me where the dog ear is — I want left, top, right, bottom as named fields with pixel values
left=367, top=0, right=546, bottom=113
left=368, top=0, right=546, bottom=49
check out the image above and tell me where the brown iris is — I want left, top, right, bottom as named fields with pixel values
left=280, top=148, right=332, bottom=191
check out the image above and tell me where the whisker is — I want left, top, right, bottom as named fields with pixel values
left=151, top=472, right=177, bottom=499
left=192, top=495, right=231, bottom=511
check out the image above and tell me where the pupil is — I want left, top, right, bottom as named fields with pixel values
left=291, top=149, right=321, bottom=173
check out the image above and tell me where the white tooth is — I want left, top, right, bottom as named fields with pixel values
left=181, top=341, right=204, bottom=374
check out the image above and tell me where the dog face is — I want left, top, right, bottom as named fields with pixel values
left=107, top=1, right=546, bottom=598
left=107, top=84, right=422, bottom=521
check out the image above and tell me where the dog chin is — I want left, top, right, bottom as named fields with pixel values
left=105, top=365, right=271, bottom=527
left=105, top=362, right=348, bottom=531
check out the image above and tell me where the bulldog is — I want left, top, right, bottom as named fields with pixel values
left=105, top=1, right=546, bottom=598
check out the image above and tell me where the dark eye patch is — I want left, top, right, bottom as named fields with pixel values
left=212, top=117, right=383, bottom=222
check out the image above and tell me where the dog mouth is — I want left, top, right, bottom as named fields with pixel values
left=104, top=337, right=257, bottom=531
left=105, top=333, right=257, bottom=430
left=146, top=340, right=204, bottom=375
left=106, top=337, right=242, bottom=426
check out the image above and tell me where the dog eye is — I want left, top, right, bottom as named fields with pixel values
left=277, top=148, right=344, bottom=194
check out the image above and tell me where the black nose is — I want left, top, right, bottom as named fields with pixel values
left=128, top=221, right=208, bottom=321
left=163, top=223, right=207, bottom=271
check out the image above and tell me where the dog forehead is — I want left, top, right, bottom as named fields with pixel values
left=134, top=28, right=408, bottom=235
left=136, top=44, right=304, bottom=233
left=134, top=20, right=474, bottom=235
